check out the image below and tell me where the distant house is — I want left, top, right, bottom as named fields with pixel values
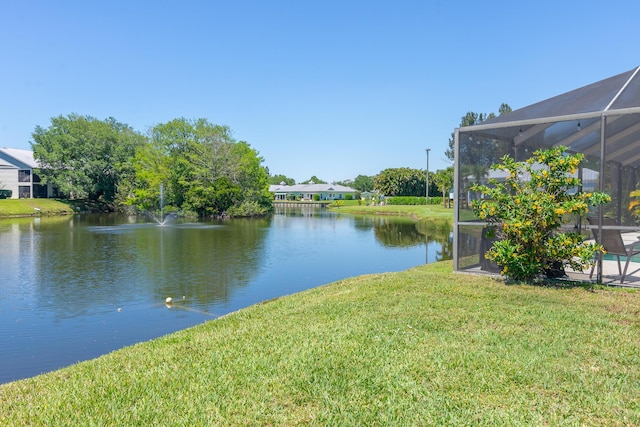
left=269, top=182, right=357, bottom=201
left=0, top=148, right=54, bottom=199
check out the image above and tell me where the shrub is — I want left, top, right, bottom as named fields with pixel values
left=344, top=194, right=353, bottom=200
left=225, top=200, right=271, bottom=217
left=387, top=196, right=423, bottom=205
left=470, top=146, right=610, bottom=282
left=386, top=196, right=443, bottom=205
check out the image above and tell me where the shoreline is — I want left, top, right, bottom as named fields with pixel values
left=1, top=199, right=455, bottom=224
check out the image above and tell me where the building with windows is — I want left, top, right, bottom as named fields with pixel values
left=269, top=182, right=357, bottom=201
left=0, top=148, right=54, bottom=199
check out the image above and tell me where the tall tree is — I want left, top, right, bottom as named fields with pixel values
left=352, top=175, right=374, bottom=192
left=498, top=103, right=512, bottom=116
left=433, top=167, right=454, bottom=207
left=31, top=114, right=144, bottom=201
left=228, top=141, right=273, bottom=212
left=122, top=132, right=174, bottom=211
left=374, top=168, right=426, bottom=197
left=445, top=104, right=512, bottom=162
left=129, top=118, right=271, bottom=216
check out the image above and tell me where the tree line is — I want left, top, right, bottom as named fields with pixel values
left=32, top=115, right=272, bottom=217
left=269, top=167, right=454, bottom=206
left=32, top=104, right=510, bottom=215
left=267, top=104, right=512, bottom=205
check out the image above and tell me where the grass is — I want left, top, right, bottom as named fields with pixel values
left=331, top=202, right=454, bottom=232
left=0, top=198, right=113, bottom=216
left=331, top=201, right=453, bottom=221
left=1, top=261, right=639, bottom=425
left=0, top=199, right=75, bottom=216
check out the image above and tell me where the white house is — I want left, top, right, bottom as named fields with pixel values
left=0, top=148, right=54, bottom=199
left=269, top=182, right=357, bottom=201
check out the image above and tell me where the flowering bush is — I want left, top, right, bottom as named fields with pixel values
left=471, top=146, right=610, bottom=282
left=628, top=189, right=640, bottom=220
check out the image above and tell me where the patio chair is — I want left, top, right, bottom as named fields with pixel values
left=588, top=217, right=640, bottom=284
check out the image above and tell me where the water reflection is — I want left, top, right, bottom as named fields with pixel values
left=350, top=214, right=453, bottom=262
left=32, top=215, right=270, bottom=319
left=353, top=216, right=426, bottom=247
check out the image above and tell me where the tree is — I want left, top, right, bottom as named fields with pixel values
left=226, top=141, right=273, bottom=215
left=128, top=118, right=271, bottom=217
left=352, top=175, right=374, bottom=192
left=471, top=146, right=610, bottom=282
left=120, top=134, right=172, bottom=211
left=498, top=102, right=512, bottom=116
left=433, top=167, right=454, bottom=208
left=374, top=168, right=425, bottom=197
left=32, top=114, right=145, bottom=201
left=269, top=174, right=295, bottom=185
left=426, top=171, right=439, bottom=198
left=301, top=176, right=327, bottom=184
left=445, top=104, right=512, bottom=162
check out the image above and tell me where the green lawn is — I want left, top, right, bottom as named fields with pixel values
left=0, top=199, right=75, bottom=216
left=331, top=202, right=453, bottom=221
left=0, top=198, right=114, bottom=216
left=1, top=261, right=638, bottom=425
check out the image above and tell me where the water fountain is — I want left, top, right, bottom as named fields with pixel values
left=157, top=183, right=178, bottom=226
left=147, top=183, right=175, bottom=226
left=159, top=183, right=164, bottom=225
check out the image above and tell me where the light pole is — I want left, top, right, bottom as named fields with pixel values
left=425, top=148, right=431, bottom=205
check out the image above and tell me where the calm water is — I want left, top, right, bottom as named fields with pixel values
left=0, top=206, right=451, bottom=383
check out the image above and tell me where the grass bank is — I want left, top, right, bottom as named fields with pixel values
left=0, top=199, right=75, bottom=216
left=1, top=261, right=638, bottom=425
left=331, top=202, right=453, bottom=230
left=330, top=201, right=452, bottom=220
left=0, top=199, right=113, bottom=217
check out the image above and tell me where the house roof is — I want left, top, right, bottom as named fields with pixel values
left=457, top=66, right=640, bottom=167
left=0, top=157, right=17, bottom=168
left=269, top=183, right=356, bottom=193
left=0, top=148, right=39, bottom=169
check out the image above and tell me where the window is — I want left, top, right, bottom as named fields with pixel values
left=18, top=170, right=31, bottom=182
left=19, top=186, right=31, bottom=198
left=33, top=184, right=48, bottom=198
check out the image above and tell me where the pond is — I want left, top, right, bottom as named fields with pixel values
left=0, top=206, right=452, bottom=383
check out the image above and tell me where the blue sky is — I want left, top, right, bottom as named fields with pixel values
left=1, top=1, right=639, bottom=183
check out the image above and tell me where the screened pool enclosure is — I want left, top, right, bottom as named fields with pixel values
left=453, top=66, right=640, bottom=283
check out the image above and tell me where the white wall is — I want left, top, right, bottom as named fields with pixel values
left=0, top=168, right=18, bottom=198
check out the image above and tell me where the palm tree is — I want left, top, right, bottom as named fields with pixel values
left=433, top=167, right=454, bottom=208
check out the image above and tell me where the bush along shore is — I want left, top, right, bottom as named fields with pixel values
left=1, top=261, right=639, bottom=425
